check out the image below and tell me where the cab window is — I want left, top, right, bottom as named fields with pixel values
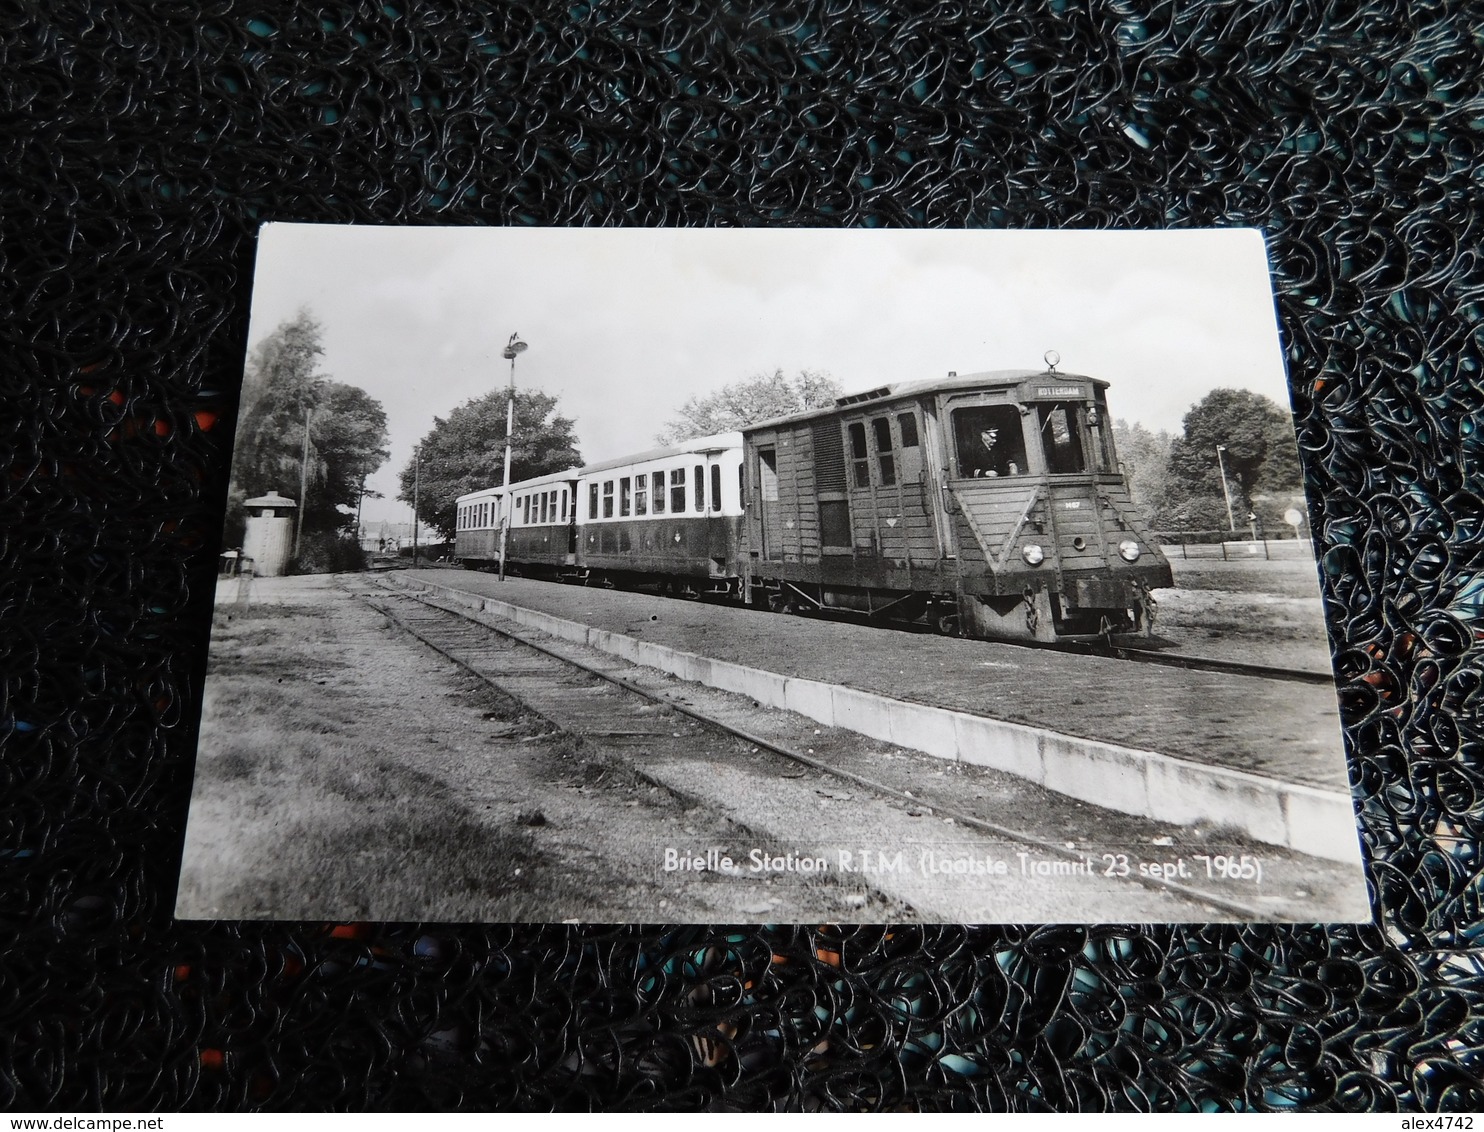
left=711, top=463, right=722, bottom=511
left=1038, top=403, right=1087, bottom=475
left=953, top=405, right=1027, bottom=478
left=758, top=449, right=779, bottom=501
left=898, top=412, right=923, bottom=481
left=872, top=416, right=896, bottom=486
left=1091, top=393, right=1116, bottom=472
left=848, top=423, right=869, bottom=488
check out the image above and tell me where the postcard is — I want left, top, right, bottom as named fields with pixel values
left=176, top=225, right=1370, bottom=923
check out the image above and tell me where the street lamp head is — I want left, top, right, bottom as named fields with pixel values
left=502, top=333, right=528, bottom=360
left=1043, top=349, right=1060, bottom=372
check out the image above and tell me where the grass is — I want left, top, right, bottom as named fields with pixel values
left=1165, top=557, right=1325, bottom=598
left=177, top=595, right=629, bottom=921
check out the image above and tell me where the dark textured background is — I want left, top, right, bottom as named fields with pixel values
left=3, top=0, right=1481, bottom=1112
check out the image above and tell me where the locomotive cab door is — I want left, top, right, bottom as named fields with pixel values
left=755, top=445, right=782, bottom=560
left=843, top=408, right=940, bottom=566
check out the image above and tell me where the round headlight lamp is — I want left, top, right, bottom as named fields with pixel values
left=1021, top=543, right=1045, bottom=566
left=1118, top=539, right=1141, bottom=562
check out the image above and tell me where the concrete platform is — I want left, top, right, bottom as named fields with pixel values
left=387, top=570, right=1363, bottom=865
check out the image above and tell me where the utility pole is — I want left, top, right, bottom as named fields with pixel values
left=412, top=446, right=420, bottom=567
left=296, top=407, right=313, bottom=555
left=498, top=332, right=528, bottom=581
left=355, top=474, right=366, bottom=547
left=1215, top=444, right=1236, bottom=533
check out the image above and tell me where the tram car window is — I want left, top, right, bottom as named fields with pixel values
left=693, top=465, right=704, bottom=511
left=602, top=480, right=614, bottom=518
left=953, top=404, right=1027, bottom=477
left=619, top=477, right=632, bottom=517
left=711, top=464, right=722, bottom=512
left=634, top=473, right=647, bottom=514
left=651, top=470, right=666, bottom=513
left=670, top=468, right=686, bottom=513
left=589, top=483, right=598, bottom=520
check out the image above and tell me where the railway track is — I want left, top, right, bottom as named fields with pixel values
left=1048, top=638, right=1334, bottom=686
left=818, top=607, right=1331, bottom=685
left=353, top=580, right=1293, bottom=921
left=449, top=568, right=1331, bottom=686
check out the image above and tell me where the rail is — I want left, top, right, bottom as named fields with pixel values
left=355, top=580, right=1279, bottom=919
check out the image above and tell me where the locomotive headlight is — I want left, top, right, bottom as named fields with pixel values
left=1021, top=543, right=1045, bottom=566
left=1118, top=539, right=1141, bottom=562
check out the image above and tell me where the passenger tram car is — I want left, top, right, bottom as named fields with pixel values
left=455, top=359, right=1172, bottom=643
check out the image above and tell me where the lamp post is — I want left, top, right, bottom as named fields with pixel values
left=498, top=332, right=528, bottom=581
left=1215, top=444, right=1237, bottom=533
left=412, top=444, right=421, bottom=566
left=296, top=407, right=313, bottom=556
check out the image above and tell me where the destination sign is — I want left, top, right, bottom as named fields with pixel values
left=1034, top=385, right=1084, bottom=398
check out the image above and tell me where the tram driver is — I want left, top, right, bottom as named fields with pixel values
left=956, top=406, right=1027, bottom=478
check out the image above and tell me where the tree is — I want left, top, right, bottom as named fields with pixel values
left=654, top=369, right=842, bottom=444
left=225, top=311, right=390, bottom=551
left=303, top=382, right=390, bottom=535
left=1111, top=418, right=1172, bottom=514
left=228, top=311, right=324, bottom=538
left=1164, top=389, right=1304, bottom=520
left=400, top=389, right=582, bottom=540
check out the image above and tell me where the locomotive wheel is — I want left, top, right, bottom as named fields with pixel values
left=934, top=613, right=961, bottom=637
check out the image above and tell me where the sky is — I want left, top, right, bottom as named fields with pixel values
left=244, top=225, right=1292, bottom=524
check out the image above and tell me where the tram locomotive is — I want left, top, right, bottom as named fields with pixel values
left=454, top=363, right=1172, bottom=643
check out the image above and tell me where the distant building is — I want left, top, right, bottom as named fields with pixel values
left=359, top=520, right=416, bottom=554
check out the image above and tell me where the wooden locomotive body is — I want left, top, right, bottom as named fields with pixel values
left=740, top=369, right=1172, bottom=641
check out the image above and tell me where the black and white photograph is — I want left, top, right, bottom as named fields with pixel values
left=176, top=225, right=1370, bottom=924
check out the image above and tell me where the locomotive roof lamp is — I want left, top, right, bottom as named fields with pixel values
left=1215, top=444, right=1237, bottom=532
left=498, top=332, right=528, bottom=582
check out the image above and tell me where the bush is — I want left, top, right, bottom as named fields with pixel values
left=291, top=532, right=367, bottom=574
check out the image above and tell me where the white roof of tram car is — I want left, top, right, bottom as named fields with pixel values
left=575, top=432, right=743, bottom=479
left=457, top=467, right=582, bottom=507
left=457, top=435, right=742, bottom=507
left=456, top=484, right=504, bottom=505
left=739, top=369, right=1107, bottom=433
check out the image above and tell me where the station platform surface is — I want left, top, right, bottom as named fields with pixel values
left=398, top=568, right=1350, bottom=793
